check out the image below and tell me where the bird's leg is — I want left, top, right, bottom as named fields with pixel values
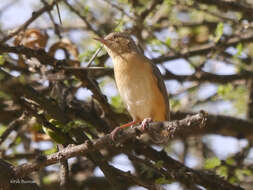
left=141, top=117, right=152, bottom=131
left=110, top=120, right=138, bottom=141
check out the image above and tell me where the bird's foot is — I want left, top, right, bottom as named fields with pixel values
left=141, top=118, right=152, bottom=131
left=110, top=120, right=138, bottom=141
left=110, top=127, right=122, bottom=141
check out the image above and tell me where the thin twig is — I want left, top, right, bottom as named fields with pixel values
left=62, top=0, right=99, bottom=35
left=0, top=113, right=27, bottom=145
left=86, top=46, right=103, bottom=67
left=0, top=0, right=58, bottom=43
left=100, top=0, right=135, bottom=20
left=55, top=0, right=62, bottom=24
left=62, top=66, right=110, bottom=71
left=41, top=0, right=62, bottom=38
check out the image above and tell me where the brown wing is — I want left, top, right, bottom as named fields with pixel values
left=148, top=59, right=170, bottom=120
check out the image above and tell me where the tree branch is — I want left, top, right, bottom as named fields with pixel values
left=195, top=0, right=253, bottom=21
left=0, top=0, right=59, bottom=43
left=13, top=112, right=206, bottom=176
left=172, top=111, right=253, bottom=139
left=152, top=31, right=253, bottom=64
left=132, top=141, right=243, bottom=190
left=12, top=112, right=243, bottom=189
left=163, top=70, right=253, bottom=83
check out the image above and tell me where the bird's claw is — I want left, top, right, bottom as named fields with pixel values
left=141, top=118, right=152, bottom=131
left=110, top=127, right=121, bottom=141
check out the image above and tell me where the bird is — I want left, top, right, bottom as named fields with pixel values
left=95, top=32, right=170, bottom=141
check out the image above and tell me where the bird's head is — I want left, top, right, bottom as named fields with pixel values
left=94, top=32, right=139, bottom=58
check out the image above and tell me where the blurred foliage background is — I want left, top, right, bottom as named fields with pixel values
left=1, top=0, right=253, bottom=189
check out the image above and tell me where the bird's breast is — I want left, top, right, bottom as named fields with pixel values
left=113, top=53, right=166, bottom=121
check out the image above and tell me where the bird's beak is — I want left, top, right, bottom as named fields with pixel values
left=94, top=37, right=108, bottom=46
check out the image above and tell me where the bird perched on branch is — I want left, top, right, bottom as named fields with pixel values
left=95, top=32, right=170, bottom=141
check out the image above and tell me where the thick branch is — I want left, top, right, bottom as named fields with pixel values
left=12, top=112, right=243, bottom=190
left=13, top=112, right=206, bottom=176
left=172, top=112, right=253, bottom=139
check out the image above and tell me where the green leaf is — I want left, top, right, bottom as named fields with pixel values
left=149, top=39, right=163, bottom=46
left=49, top=119, right=61, bottom=128
left=165, top=38, right=171, bottom=47
left=154, top=160, right=164, bottom=169
left=216, top=166, right=228, bottom=178
left=18, top=75, right=26, bottom=84
left=0, top=91, right=10, bottom=99
left=15, top=137, right=22, bottom=144
left=217, top=84, right=247, bottom=114
left=225, top=157, right=235, bottom=165
left=43, top=176, right=52, bottom=184
left=155, top=177, right=171, bottom=184
left=170, top=99, right=180, bottom=110
left=44, top=146, right=57, bottom=155
left=214, top=22, right=224, bottom=42
left=114, top=19, right=125, bottom=32
left=241, top=169, right=252, bottom=176
left=235, top=169, right=252, bottom=178
left=217, top=84, right=233, bottom=97
left=0, top=124, right=7, bottom=136
left=82, top=5, right=89, bottom=16
left=111, top=95, right=124, bottom=112
left=0, top=55, right=4, bottom=65
left=164, top=0, right=175, bottom=7
left=235, top=43, right=243, bottom=57
left=229, top=176, right=239, bottom=184
left=0, top=73, right=5, bottom=81
left=204, top=157, right=221, bottom=169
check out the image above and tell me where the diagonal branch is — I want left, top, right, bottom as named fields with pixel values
left=13, top=112, right=207, bottom=176
left=12, top=112, right=243, bottom=190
